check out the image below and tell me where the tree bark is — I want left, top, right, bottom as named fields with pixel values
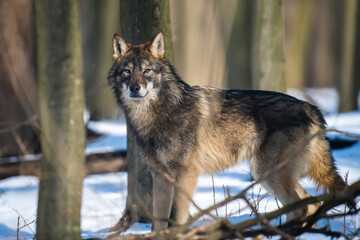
left=115, top=0, right=174, bottom=227
left=120, top=0, right=173, bottom=64
left=252, top=0, right=286, bottom=92
left=35, top=0, right=85, bottom=239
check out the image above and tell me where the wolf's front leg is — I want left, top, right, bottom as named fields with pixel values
left=151, top=172, right=174, bottom=230
left=170, top=165, right=200, bottom=225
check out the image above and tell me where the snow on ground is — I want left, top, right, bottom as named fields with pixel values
left=86, top=119, right=127, bottom=154
left=0, top=89, right=359, bottom=240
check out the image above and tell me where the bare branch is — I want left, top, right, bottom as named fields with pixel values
left=0, top=115, right=39, bottom=134
left=327, top=128, right=360, bottom=139
left=107, top=180, right=359, bottom=239
left=108, top=127, right=359, bottom=239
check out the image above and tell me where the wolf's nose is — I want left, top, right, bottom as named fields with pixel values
left=129, top=84, right=141, bottom=94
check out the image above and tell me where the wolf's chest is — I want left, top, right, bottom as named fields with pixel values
left=135, top=123, right=196, bottom=167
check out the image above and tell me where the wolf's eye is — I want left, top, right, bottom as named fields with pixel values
left=144, top=68, right=152, bottom=74
left=123, top=69, right=130, bottom=74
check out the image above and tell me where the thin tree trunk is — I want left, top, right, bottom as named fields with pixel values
left=252, top=0, right=286, bottom=92
left=35, top=0, right=85, bottom=239
left=81, top=0, right=119, bottom=120
left=223, top=0, right=254, bottom=90
left=284, top=0, right=314, bottom=89
left=339, top=0, right=359, bottom=112
left=112, top=0, right=174, bottom=229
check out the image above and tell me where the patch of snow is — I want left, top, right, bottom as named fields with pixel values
left=86, top=120, right=127, bottom=154
left=87, top=120, right=127, bottom=136
left=287, top=88, right=339, bottom=114
left=85, top=135, right=127, bottom=154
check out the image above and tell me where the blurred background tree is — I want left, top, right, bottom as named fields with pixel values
left=221, top=0, right=253, bottom=90
left=81, top=0, right=119, bottom=120
left=284, top=0, right=314, bottom=89
left=36, top=0, right=85, bottom=239
left=0, top=0, right=39, bottom=158
left=338, top=0, right=360, bottom=112
left=252, top=0, right=286, bottom=92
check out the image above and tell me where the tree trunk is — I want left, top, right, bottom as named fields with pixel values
left=252, top=0, right=286, bottom=92
left=35, top=0, right=85, bottom=239
left=120, top=0, right=173, bottom=63
left=113, top=0, right=174, bottom=228
left=284, top=0, right=314, bottom=89
left=223, top=0, right=254, bottom=90
left=81, top=0, right=119, bottom=120
left=170, top=0, right=229, bottom=88
left=0, top=0, right=39, bottom=157
left=339, top=0, right=359, bottom=112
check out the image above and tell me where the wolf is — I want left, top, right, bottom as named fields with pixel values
left=108, top=32, right=354, bottom=230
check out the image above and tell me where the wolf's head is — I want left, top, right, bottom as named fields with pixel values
left=108, top=32, right=171, bottom=104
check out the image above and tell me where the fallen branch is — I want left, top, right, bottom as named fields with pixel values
left=106, top=180, right=359, bottom=240
left=0, top=150, right=126, bottom=179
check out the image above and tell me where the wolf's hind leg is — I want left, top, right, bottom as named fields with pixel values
left=170, top=165, right=200, bottom=225
left=295, top=184, right=320, bottom=216
left=266, top=176, right=307, bottom=222
left=251, top=157, right=307, bottom=222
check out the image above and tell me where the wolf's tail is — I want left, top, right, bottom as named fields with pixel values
left=308, top=136, right=357, bottom=210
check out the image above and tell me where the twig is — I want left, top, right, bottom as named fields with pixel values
left=17, top=216, right=20, bottom=240
left=18, top=220, right=35, bottom=231
left=223, top=185, right=227, bottom=217
left=211, top=175, right=218, bottom=217
left=15, top=216, right=35, bottom=240
left=9, top=206, right=36, bottom=235
left=344, top=171, right=349, bottom=235
left=242, top=196, right=295, bottom=240
left=274, top=198, right=282, bottom=225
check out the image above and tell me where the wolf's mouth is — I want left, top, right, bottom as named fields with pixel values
left=129, top=91, right=148, bottom=100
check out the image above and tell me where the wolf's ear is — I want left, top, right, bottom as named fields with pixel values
left=150, top=32, right=165, bottom=59
left=113, top=33, right=129, bottom=61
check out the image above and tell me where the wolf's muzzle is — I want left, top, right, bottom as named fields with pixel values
left=126, top=83, right=148, bottom=99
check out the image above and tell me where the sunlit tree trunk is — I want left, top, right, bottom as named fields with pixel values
left=284, top=0, right=314, bottom=89
left=252, top=0, right=286, bottom=92
left=339, top=0, right=359, bottom=112
left=36, top=0, right=85, bottom=239
left=171, top=0, right=228, bottom=88
left=111, top=0, right=174, bottom=230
